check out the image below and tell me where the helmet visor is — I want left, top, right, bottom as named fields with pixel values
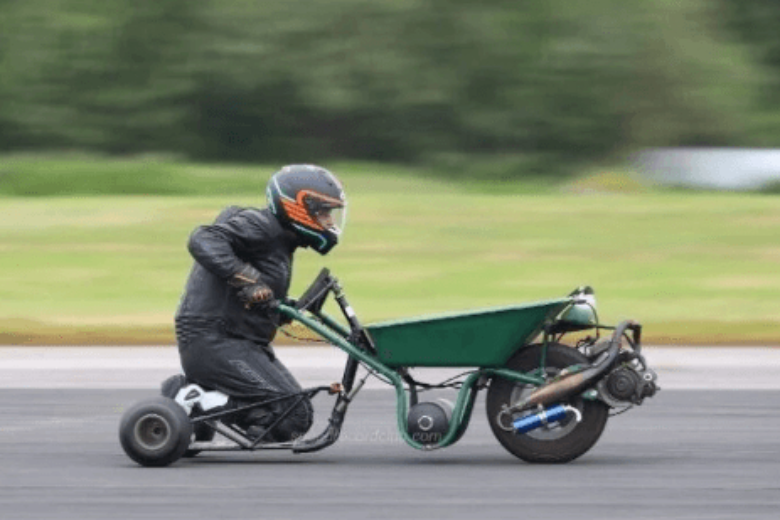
left=315, top=204, right=347, bottom=235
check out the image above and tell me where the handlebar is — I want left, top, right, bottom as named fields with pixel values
left=277, top=268, right=377, bottom=356
left=295, top=268, right=334, bottom=313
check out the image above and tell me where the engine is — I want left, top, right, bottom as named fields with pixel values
left=597, top=358, right=658, bottom=407
left=580, top=338, right=659, bottom=408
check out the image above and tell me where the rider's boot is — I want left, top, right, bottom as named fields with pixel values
left=236, top=406, right=281, bottom=443
left=160, top=374, right=188, bottom=398
left=245, top=425, right=279, bottom=443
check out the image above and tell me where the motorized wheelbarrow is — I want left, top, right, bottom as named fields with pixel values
left=119, top=268, right=658, bottom=466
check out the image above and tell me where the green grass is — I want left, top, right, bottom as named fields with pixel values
left=0, top=158, right=778, bottom=345
left=0, top=154, right=561, bottom=197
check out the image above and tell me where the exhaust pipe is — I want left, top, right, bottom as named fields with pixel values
left=510, top=320, right=639, bottom=413
left=513, top=404, right=581, bottom=434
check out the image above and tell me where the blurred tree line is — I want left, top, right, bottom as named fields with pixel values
left=0, top=0, right=778, bottom=176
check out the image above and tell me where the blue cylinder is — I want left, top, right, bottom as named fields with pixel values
left=513, top=404, right=569, bottom=434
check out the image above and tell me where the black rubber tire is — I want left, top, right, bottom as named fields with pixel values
left=486, top=343, right=609, bottom=464
left=119, top=397, right=193, bottom=467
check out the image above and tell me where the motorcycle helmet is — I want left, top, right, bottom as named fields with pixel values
left=266, top=165, right=347, bottom=255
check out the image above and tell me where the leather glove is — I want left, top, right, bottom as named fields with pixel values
left=228, top=264, right=274, bottom=309
left=236, top=284, right=274, bottom=308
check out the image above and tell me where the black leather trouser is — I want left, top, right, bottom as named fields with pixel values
left=176, top=317, right=313, bottom=441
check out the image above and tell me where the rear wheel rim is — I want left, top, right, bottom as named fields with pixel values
left=508, top=368, right=582, bottom=441
left=134, top=413, right=172, bottom=450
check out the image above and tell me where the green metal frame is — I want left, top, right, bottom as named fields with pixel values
left=278, top=304, right=549, bottom=451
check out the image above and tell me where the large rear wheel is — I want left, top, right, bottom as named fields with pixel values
left=486, top=343, right=608, bottom=463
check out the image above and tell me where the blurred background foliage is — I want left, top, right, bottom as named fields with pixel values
left=2, top=0, right=780, bottom=344
left=0, top=0, right=778, bottom=177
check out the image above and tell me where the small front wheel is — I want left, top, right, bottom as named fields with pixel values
left=119, top=397, right=193, bottom=467
left=486, top=343, right=609, bottom=463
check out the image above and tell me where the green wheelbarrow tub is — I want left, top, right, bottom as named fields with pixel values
left=365, top=298, right=572, bottom=368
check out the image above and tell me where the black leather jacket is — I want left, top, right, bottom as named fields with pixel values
left=175, top=206, right=301, bottom=344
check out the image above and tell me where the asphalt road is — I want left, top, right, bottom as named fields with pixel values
left=3, top=346, right=780, bottom=389
left=1, top=388, right=778, bottom=520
